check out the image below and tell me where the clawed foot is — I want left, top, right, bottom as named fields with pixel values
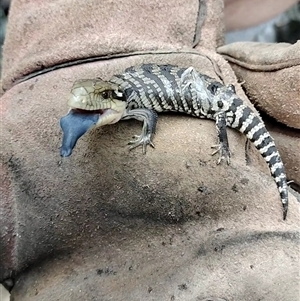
left=128, top=134, right=155, bottom=154
left=211, top=144, right=231, bottom=165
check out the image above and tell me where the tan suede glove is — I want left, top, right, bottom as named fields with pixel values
left=1, top=1, right=299, bottom=301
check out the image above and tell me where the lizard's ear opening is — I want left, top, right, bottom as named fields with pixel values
left=113, top=89, right=124, bottom=100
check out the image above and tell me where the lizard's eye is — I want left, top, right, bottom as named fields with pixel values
left=102, top=91, right=110, bottom=99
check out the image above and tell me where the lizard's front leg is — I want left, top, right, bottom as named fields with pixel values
left=211, top=112, right=231, bottom=164
left=121, top=108, right=158, bottom=154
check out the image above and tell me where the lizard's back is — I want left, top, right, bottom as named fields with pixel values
left=110, top=64, right=221, bottom=117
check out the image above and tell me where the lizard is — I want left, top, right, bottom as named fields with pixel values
left=59, top=63, right=289, bottom=220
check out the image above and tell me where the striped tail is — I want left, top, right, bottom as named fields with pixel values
left=228, top=103, right=288, bottom=219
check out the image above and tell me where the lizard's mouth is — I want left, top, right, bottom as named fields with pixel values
left=59, top=109, right=101, bottom=157
left=59, top=107, right=124, bottom=157
left=71, top=108, right=108, bottom=115
left=71, top=108, right=121, bottom=121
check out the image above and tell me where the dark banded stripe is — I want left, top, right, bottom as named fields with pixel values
left=112, top=75, right=143, bottom=105
left=238, top=107, right=253, bottom=130
left=228, top=98, right=244, bottom=113
left=227, top=99, right=247, bottom=129
left=157, top=65, right=182, bottom=110
left=126, top=73, right=158, bottom=110
left=124, top=88, right=139, bottom=109
left=140, top=65, right=173, bottom=110
left=265, top=149, right=280, bottom=164
left=242, top=116, right=261, bottom=136
left=249, top=126, right=267, bottom=143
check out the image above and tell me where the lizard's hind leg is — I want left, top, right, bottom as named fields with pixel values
left=211, top=112, right=231, bottom=164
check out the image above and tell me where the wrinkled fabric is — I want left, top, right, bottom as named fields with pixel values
left=2, top=0, right=224, bottom=90
left=218, top=41, right=300, bottom=129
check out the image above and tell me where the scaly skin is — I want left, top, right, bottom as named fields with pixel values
left=60, top=64, right=288, bottom=219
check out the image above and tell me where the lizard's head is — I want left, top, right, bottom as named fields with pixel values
left=60, top=79, right=126, bottom=157
left=68, top=79, right=126, bottom=125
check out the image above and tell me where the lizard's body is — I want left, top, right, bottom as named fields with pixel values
left=60, top=64, right=288, bottom=219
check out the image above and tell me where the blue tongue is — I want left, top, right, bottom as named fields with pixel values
left=60, top=110, right=99, bottom=157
